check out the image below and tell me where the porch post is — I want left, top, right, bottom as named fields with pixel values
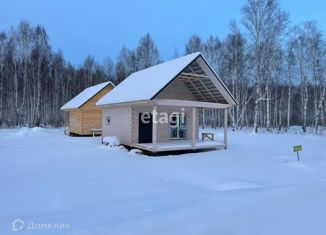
left=224, top=108, right=228, bottom=149
left=192, top=107, right=196, bottom=149
left=152, top=105, right=157, bottom=148
left=63, top=111, right=67, bottom=134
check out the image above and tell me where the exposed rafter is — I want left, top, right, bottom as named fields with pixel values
left=180, top=72, right=209, bottom=78
left=177, top=61, right=228, bottom=104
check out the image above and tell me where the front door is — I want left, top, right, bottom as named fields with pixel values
left=138, top=113, right=152, bottom=143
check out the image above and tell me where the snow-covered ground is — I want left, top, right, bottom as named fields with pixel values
left=0, top=127, right=325, bottom=235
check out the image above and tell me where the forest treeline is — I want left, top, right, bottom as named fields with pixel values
left=0, top=0, right=325, bottom=133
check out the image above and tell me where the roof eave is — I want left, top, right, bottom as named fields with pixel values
left=96, top=100, right=153, bottom=108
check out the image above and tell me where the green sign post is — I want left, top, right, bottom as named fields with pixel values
left=293, top=145, right=302, bottom=161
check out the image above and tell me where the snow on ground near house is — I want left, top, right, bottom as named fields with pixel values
left=0, top=127, right=325, bottom=235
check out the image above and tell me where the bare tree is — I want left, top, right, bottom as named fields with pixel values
left=115, top=47, right=136, bottom=84
left=242, top=0, right=288, bottom=132
left=224, top=24, right=247, bottom=129
left=136, top=33, right=160, bottom=70
left=185, top=34, right=203, bottom=54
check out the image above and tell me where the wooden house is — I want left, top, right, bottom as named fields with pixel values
left=61, top=81, right=114, bottom=136
left=96, top=52, right=237, bottom=152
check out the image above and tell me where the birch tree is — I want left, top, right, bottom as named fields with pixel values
left=185, top=34, right=203, bottom=54
left=224, top=25, right=247, bottom=129
left=242, top=0, right=288, bottom=132
left=136, top=33, right=160, bottom=70
left=0, top=32, right=6, bottom=126
left=115, top=47, right=136, bottom=84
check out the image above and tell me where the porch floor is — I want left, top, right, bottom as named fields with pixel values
left=132, top=139, right=225, bottom=153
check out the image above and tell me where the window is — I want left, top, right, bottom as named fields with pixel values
left=170, top=113, right=187, bottom=139
left=106, top=116, right=111, bottom=125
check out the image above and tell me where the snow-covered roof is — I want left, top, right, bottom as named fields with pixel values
left=96, top=52, right=201, bottom=106
left=61, top=81, right=114, bottom=110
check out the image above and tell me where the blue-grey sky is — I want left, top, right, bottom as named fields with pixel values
left=1, top=0, right=325, bottom=65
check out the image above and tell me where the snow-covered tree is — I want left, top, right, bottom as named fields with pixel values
left=136, top=33, right=160, bottom=70
left=185, top=34, right=203, bottom=54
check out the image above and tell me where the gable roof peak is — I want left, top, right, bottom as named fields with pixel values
left=61, top=81, right=114, bottom=110
left=96, top=53, right=201, bottom=106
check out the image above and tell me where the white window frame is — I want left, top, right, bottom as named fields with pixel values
left=170, top=113, right=187, bottom=140
left=105, top=116, right=111, bottom=125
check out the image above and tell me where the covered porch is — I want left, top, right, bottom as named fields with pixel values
left=131, top=99, right=230, bottom=153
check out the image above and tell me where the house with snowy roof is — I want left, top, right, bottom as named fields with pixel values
left=96, top=52, right=237, bottom=152
left=61, top=81, right=115, bottom=136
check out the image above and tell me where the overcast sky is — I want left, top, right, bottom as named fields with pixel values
left=1, top=0, right=325, bottom=65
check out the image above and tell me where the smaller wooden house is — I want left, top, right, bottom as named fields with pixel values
left=61, top=81, right=114, bottom=136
